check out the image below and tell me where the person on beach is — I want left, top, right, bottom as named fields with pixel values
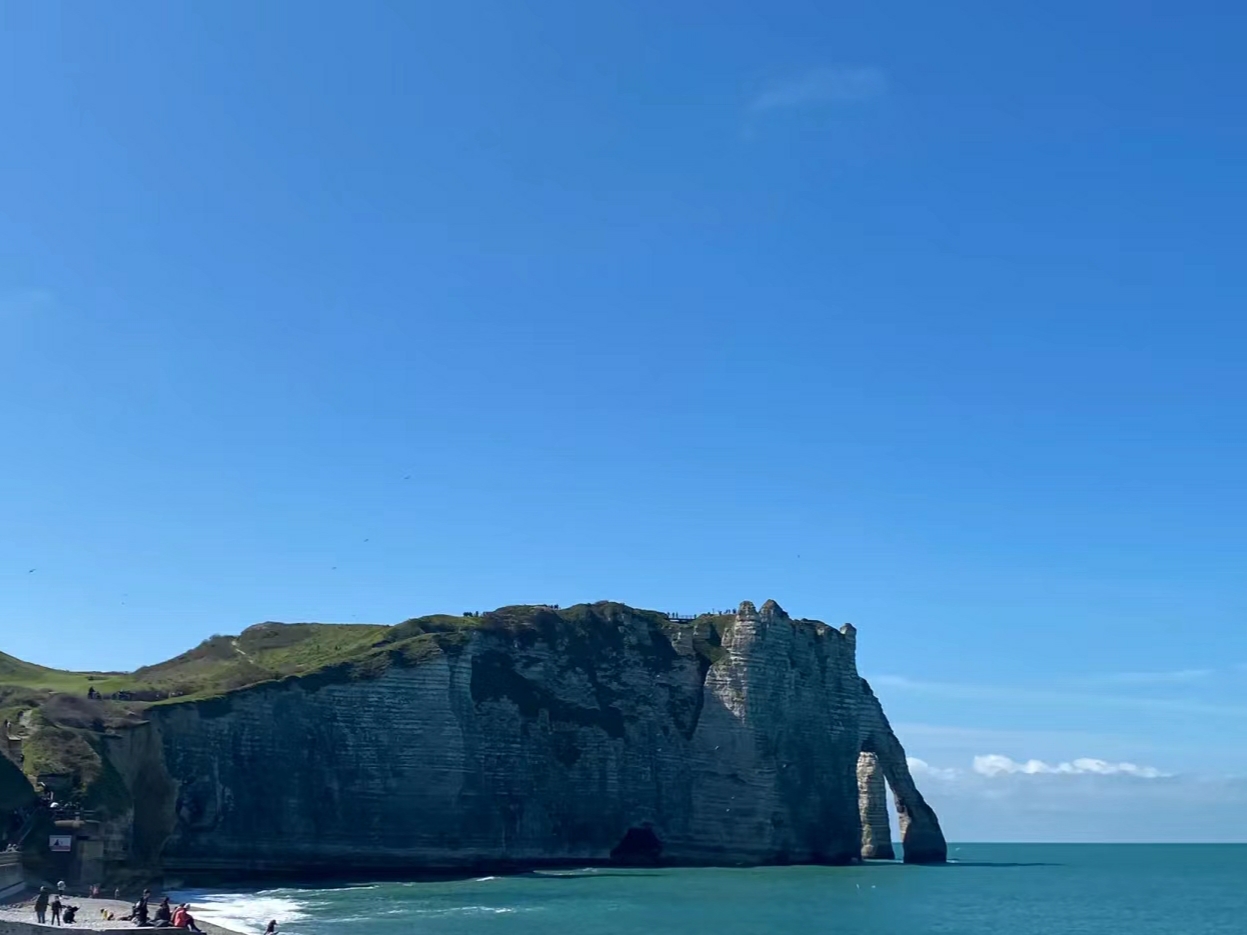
left=153, top=897, right=172, bottom=926
left=123, top=891, right=150, bottom=926
left=49, top=891, right=62, bottom=925
left=61, top=905, right=79, bottom=925
left=34, top=886, right=49, bottom=924
left=170, top=904, right=203, bottom=932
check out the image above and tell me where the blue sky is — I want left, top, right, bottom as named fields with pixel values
left=2, top=2, right=1244, bottom=840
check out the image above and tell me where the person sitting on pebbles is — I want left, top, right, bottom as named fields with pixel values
left=170, top=903, right=204, bottom=932
left=153, top=897, right=173, bottom=926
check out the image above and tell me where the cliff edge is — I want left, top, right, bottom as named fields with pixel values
left=2, top=600, right=946, bottom=879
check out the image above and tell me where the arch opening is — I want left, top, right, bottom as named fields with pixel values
left=610, top=826, right=663, bottom=866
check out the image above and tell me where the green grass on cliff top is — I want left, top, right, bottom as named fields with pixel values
left=0, top=604, right=744, bottom=706
left=0, top=622, right=394, bottom=698
left=0, top=650, right=125, bottom=693
left=0, top=603, right=767, bottom=802
left=1, top=620, right=430, bottom=797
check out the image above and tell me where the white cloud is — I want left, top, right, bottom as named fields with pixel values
left=896, top=753, right=1245, bottom=842
left=972, top=754, right=1168, bottom=779
left=749, top=66, right=887, bottom=112
left=918, top=771, right=1247, bottom=843
left=906, top=756, right=960, bottom=780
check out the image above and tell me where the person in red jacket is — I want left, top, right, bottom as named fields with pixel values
left=170, top=904, right=204, bottom=932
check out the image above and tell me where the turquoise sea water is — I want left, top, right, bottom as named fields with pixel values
left=176, top=844, right=1243, bottom=935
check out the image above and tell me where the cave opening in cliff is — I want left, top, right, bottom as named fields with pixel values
left=610, top=826, right=663, bottom=865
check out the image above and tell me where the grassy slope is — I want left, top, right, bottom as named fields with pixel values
left=134, top=622, right=395, bottom=697
left=0, top=623, right=396, bottom=699
left=0, top=650, right=126, bottom=693
left=1, top=621, right=405, bottom=801
left=2, top=604, right=736, bottom=706
left=0, top=604, right=738, bottom=804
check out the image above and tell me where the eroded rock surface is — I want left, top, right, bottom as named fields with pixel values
left=103, top=601, right=944, bottom=875
left=858, top=679, right=948, bottom=864
left=857, top=752, right=894, bottom=860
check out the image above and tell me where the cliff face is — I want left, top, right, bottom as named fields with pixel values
left=0, top=754, right=34, bottom=814
left=120, top=601, right=943, bottom=874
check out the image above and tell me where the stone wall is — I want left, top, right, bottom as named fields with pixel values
left=0, top=852, right=23, bottom=901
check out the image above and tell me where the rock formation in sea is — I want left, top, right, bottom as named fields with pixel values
left=5, top=600, right=947, bottom=879
left=857, top=752, right=894, bottom=860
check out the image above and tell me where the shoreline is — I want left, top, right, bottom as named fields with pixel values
left=0, top=896, right=242, bottom=935
left=153, top=849, right=872, bottom=890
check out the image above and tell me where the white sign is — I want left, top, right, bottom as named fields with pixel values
left=48, top=835, right=72, bottom=853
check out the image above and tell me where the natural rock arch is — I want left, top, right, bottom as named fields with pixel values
left=857, top=680, right=947, bottom=864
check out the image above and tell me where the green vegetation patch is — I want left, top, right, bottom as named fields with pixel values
left=0, top=651, right=128, bottom=695
left=16, top=713, right=133, bottom=815
left=3, top=603, right=740, bottom=725
left=0, top=684, right=51, bottom=735
left=689, top=614, right=734, bottom=667
left=383, top=614, right=480, bottom=645
left=21, top=712, right=103, bottom=790
left=134, top=623, right=392, bottom=697
left=465, top=602, right=727, bottom=741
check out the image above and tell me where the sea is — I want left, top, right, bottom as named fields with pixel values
left=173, top=844, right=1243, bottom=935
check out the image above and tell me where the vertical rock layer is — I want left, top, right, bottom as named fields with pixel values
left=108, top=601, right=944, bottom=875
left=856, top=752, right=894, bottom=860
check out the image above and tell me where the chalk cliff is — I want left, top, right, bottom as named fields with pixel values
left=857, top=752, right=894, bottom=860
left=106, top=601, right=946, bottom=875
